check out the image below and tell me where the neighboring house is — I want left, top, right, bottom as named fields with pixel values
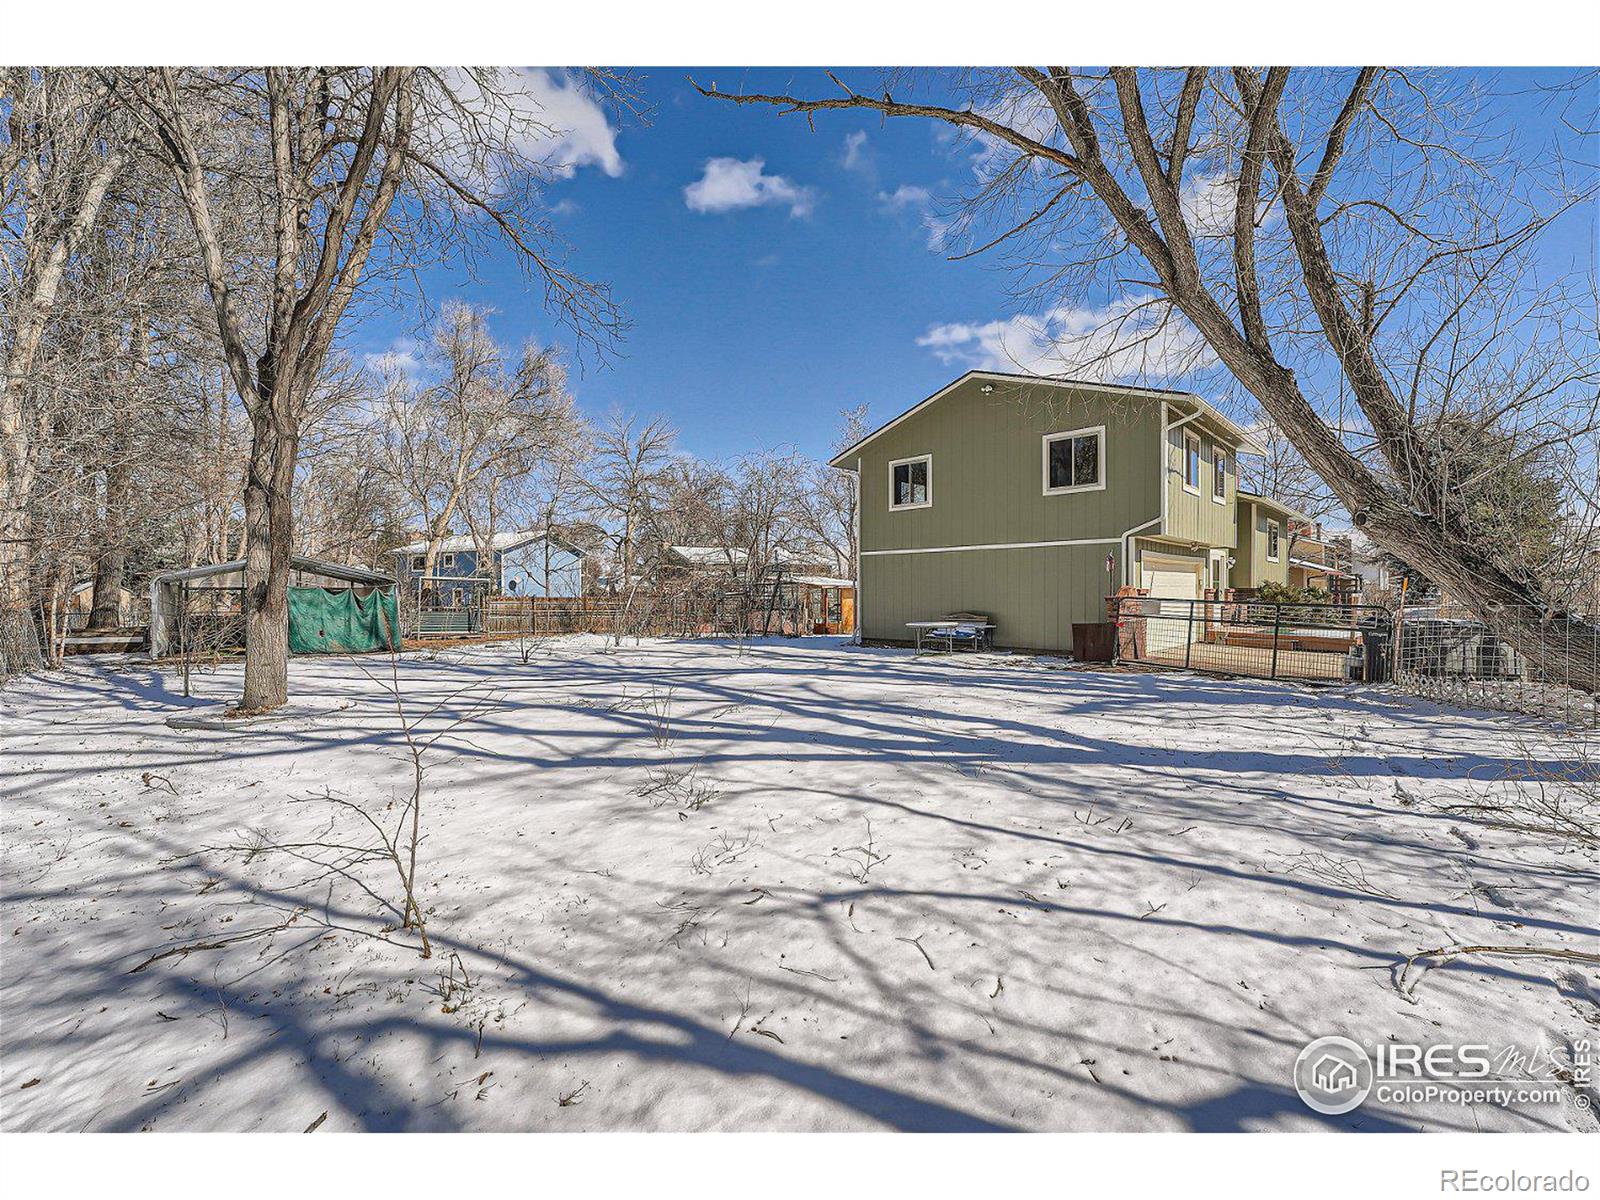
left=65, top=580, right=138, bottom=628
left=663, top=545, right=751, bottom=576
left=1348, top=531, right=1397, bottom=598
left=1283, top=522, right=1357, bottom=595
left=832, top=370, right=1293, bottom=652
left=389, top=530, right=584, bottom=601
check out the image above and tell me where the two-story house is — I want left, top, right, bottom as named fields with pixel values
left=832, top=370, right=1303, bottom=652
left=390, top=529, right=585, bottom=603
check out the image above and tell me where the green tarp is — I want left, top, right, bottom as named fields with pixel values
left=287, top=587, right=399, bottom=655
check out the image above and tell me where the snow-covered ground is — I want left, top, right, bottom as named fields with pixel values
left=2, top=637, right=1595, bottom=1132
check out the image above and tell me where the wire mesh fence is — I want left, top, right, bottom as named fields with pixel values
left=1393, top=603, right=1600, bottom=726
left=0, top=609, right=47, bottom=681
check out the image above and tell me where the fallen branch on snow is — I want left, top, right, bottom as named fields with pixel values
left=1395, top=943, right=1600, bottom=1001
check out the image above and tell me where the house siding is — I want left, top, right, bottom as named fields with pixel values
left=855, top=377, right=1164, bottom=649
left=1164, top=423, right=1237, bottom=548
left=500, top=541, right=583, bottom=598
left=860, top=543, right=1118, bottom=650
left=1234, top=501, right=1288, bottom=588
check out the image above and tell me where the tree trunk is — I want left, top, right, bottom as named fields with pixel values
left=89, top=548, right=126, bottom=629
left=239, top=410, right=294, bottom=711
left=90, top=443, right=130, bottom=629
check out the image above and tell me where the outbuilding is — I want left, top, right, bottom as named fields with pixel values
left=149, top=555, right=397, bottom=659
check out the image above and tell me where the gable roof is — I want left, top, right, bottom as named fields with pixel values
left=1237, top=489, right=1313, bottom=523
left=667, top=545, right=750, bottom=567
left=389, top=529, right=581, bottom=557
left=829, top=370, right=1264, bottom=468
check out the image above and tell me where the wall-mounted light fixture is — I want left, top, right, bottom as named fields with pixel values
left=979, top=384, right=994, bottom=393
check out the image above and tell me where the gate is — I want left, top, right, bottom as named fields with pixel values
left=1112, top=595, right=1393, bottom=683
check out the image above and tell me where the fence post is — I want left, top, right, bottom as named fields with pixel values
left=1269, top=602, right=1282, bottom=679
left=180, top=581, right=190, bottom=697
left=1184, top=600, right=1194, bottom=669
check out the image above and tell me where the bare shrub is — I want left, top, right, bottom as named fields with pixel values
left=830, top=818, right=888, bottom=884
left=1436, top=735, right=1600, bottom=854
left=633, top=764, right=720, bottom=813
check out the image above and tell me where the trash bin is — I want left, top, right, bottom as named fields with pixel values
left=1072, top=621, right=1116, bottom=663
left=1356, top=615, right=1392, bottom=682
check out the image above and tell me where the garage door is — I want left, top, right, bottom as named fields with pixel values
left=1141, top=555, right=1202, bottom=654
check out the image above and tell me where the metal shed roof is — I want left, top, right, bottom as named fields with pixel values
left=152, top=555, right=394, bottom=587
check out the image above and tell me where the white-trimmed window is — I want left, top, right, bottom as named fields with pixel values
left=409, top=554, right=425, bottom=572
left=1212, top=446, right=1228, bottom=503
left=1183, top=431, right=1202, bottom=493
left=1042, top=426, right=1105, bottom=495
left=441, top=552, right=457, bottom=570
left=1266, top=519, right=1281, bottom=562
left=889, top=454, right=932, bottom=510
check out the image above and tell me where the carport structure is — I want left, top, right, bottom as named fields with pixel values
left=149, top=555, right=396, bottom=658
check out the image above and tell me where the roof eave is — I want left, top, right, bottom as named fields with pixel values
left=826, top=369, right=1264, bottom=465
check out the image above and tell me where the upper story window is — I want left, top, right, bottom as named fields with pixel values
left=441, top=552, right=457, bottom=570
left=1183, top=431, right=1202, bottom=493
left=889, top=454, right=932, bottom=510
left=1212, top=447, right=1228, bottom=502
left=1266, top=519, right=1281, bottom=562
left=1042, top=426, right=1105, bottom=494
left=409, top=554, right=425, bottom=572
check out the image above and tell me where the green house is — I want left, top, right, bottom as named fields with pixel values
left=832, top=370, right=1299, bottom=652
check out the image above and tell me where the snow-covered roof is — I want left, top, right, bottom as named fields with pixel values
left=389, top=529, right=565, bottom=556
left=1288, top=557, right=1352, bottom=574
left=668, top=545, right=749, bottom=566
left=789, top=575, right=855, bottom=588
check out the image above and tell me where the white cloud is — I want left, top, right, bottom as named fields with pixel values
left=363, top=339, right=424, bottom=377
left=915, top=295, right=1215, bottom=382
left=684, top=157, right=815, bottom=218
left=877, top=183, right=930, bottom=211
left=434, top=68, right=623, bottom=183
left=841, top=130, right=869, bottom=171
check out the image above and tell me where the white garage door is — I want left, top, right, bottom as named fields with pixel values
left=1141, top=555, right=1202, bottom=654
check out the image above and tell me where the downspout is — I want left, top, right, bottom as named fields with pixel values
left=852, top=457, right=862, bottom=644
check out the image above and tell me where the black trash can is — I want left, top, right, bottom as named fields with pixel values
left=1356, top=615, right=1392, bottom=682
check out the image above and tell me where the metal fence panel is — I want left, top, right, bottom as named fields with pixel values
left=1114, top=596, right=1393, bottom=683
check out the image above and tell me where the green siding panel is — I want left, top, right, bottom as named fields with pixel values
left=1233, top=500, right=1288, bottom=587
left=861, top=543, right=1119, bottom=651
left=851, top=376, right=1253, bottom=648
left=1164, top=424, right=1237, bottom=548
left=856, top=377, right=1163, bottom=553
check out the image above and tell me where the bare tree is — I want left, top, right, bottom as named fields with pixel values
left=581, top=409, right=676, bottom=593
left=793, top=404, right=868, bottom=577
left=700, top=68, right=1600, bottom=684
left=105, top=67, right=622, bottom=709
left=1, top=70, right=130, bottom=634
left=373, top=301, right=571, bottom=586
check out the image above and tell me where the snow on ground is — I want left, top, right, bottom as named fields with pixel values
left=2, top=637, right=1595, bottom=1132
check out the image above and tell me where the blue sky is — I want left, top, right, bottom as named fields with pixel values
left=356, top=67, right=1068, bottom=461
left=354, top=67, right=1596, bottom=464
